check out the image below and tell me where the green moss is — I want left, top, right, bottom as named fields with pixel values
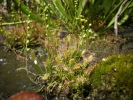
left=89, top=55, right=133, bottom=99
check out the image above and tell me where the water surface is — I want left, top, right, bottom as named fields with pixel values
left=0, top=45, right=38, bottom=99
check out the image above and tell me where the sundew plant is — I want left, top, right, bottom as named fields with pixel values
left=29, top=33, right=97, bottom=99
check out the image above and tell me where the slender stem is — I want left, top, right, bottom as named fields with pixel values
left=114, top=0, right=128, bottom=41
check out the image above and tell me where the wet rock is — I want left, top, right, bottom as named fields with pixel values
left=8, top=91, right=44, bottom=100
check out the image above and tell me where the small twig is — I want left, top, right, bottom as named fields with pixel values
left=114, top=0, right=128, bottom=41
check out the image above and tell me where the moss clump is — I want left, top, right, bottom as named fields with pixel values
left=89, top=55, right=133, bottom=100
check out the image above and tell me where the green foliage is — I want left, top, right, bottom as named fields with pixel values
left=108, top=0, right=133, bottom=27
left=12, top=0, right=45, bottom=23
left=34, top=0, right=89, bottom=34
left=0, top=0, right=4, bottom=3
left=84, top=0, right=132, bottom=31
left=25, top=0, right=133, bottom=32
left=2, top=0, right=133, bottom=34
left=89, top=55, right=133, bottom=99
left=52, top=0, right=87, bottom=20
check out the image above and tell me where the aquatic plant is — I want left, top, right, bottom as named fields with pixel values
left=89, top=55, right=133, bottom=99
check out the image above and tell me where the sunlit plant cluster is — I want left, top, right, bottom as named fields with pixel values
left=29, top=34, right=96, bottom=99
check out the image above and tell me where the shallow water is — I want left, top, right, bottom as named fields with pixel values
left=0, top=45, right=38, bottom=99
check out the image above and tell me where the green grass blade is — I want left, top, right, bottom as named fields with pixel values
left=118, top=14, right=129, bottom=25
left=119, top=0, right=133, bottom=15
left=128, top=2, right=133, bottom=8
left=0, top=20, right=32, bottom=26
left=52, top=0, right=71, bottom=21
left=76, top=0, right=87, bottom=17
left=35, top=0, right=49, bottom=6
left=12, top=0, right=45, bottom=23
left=107, top=0, right=125, bottom=27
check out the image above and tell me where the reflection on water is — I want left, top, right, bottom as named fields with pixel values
left=0, top=46, right=38, bottom=99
